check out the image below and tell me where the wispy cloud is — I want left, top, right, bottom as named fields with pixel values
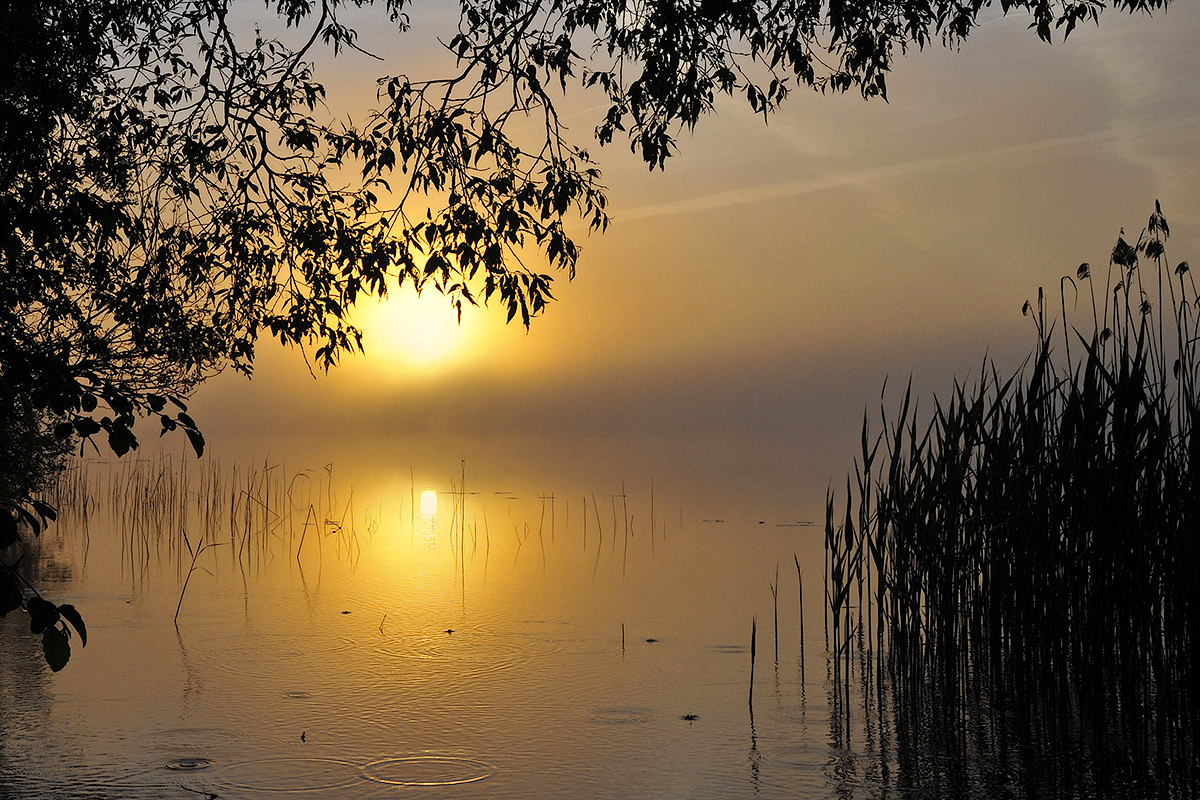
left=618, top=129, right=1120, bottom=221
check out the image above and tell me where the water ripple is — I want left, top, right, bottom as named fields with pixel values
left=361, top=755, right=494, bottom=787
left=207, top=756, right=360, bottom=793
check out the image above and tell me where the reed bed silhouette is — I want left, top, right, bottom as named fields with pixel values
left=825, top=204, right=1199, bottom=796
left=42, top=457, right=671, bottom=621
left=41, top=456, right=365, bottom=615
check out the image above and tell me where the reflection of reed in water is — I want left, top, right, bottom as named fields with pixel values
left=824, top=209, right=1200, bottom=797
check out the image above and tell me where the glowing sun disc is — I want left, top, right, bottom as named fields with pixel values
left=356, top=289, right=468, bottom=372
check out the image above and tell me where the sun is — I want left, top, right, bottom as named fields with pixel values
left=354, top=288, right=471, bottom=373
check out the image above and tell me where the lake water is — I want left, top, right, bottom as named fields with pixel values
left=5, top=452, right=1187, bottom=799
left=2, top=454, right=850, bottom=799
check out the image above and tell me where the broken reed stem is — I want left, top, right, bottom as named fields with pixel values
left=460, top=460, right=466, bottom=581
left=771, top=563, right=779, bottom=663
left=622, top=513, right=631, bottom=577
left=621, top=481, right=629, bottom=541
left=591, top=492, right=603, bottom=552
left=175, top=534, right=222, bottom=626
left=795, top=553, right=806, bottom=680
left=609, top=495, right=617, bottom=551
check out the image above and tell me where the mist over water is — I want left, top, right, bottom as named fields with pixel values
left=5, top=400, right=1198, bottom=799
left=2, top=453, right=836, bottom=799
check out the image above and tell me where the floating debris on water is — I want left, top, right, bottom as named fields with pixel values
left=164, top=757, right=214, bottom=771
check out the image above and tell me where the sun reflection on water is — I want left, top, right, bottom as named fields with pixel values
left=419, top=489, right=438, bottom=547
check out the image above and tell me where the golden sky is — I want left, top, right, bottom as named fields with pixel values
left=194, top=2, right=1200, bottom=518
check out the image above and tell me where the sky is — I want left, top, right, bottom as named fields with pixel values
left=192, top=1, right=1200, bottom=521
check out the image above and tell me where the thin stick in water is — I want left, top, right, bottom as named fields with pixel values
left=749, top=616, right=757, bottom=711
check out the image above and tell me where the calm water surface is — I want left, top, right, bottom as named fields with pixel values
left=2, top=455, right=857, bottom=799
